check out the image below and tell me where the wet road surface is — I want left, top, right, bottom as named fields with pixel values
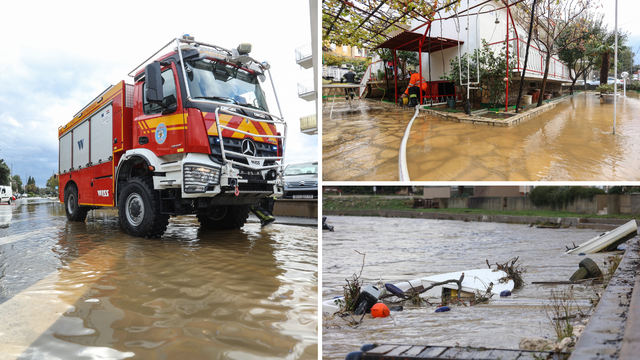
left=322, top=216, right=612, bottom=359
left=0, top=198, right=317, bottom=360
left=323, top=92, right=640, bottom=181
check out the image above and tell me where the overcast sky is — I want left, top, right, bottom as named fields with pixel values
left=0, top=0, right=317, bottom=189
left=600, top=0, right=640, bottom=67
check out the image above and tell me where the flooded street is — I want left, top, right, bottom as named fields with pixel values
left=0, top=199, right=317, bottom=360
left=322, top=216, right=612, bottom=360
left=323, top=92, right=640, bottom=181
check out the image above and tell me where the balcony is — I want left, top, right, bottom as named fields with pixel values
left=295, top=43, right=313, bottom=69
left=297, top=79, right=315, bottom=101
left=486, top=37, right=573, bottom=82
left=300, top=114, right=317, bottom=135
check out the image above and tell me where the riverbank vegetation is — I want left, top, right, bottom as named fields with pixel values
left=323, top=196, right=637, bottom=220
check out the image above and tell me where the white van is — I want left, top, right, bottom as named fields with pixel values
left=0, top=186, right=13, bottom=204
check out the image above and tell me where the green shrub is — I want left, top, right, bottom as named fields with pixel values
left=529, top=186, right=605, bottom=209
left=597, top=83, right=614, bottom=94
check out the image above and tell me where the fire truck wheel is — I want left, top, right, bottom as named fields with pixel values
left=118, top=177, right=169, bottom=238
left=197, top=205, right=250, bottom=230
left=65, top=184, right=89, bottom=222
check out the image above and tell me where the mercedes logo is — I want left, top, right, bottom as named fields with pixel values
left=242, top=139, right=256, bottom=157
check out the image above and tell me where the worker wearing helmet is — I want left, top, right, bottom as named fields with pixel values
left=400, top=69, right=429, bottom=107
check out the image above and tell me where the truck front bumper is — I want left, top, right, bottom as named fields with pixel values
left=152, top=153, right=283, bottom=200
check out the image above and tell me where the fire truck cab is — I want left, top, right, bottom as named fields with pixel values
left=58, top=35, right=286, bottom=237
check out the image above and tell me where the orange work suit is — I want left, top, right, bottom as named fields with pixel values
left=404, top=72, right=429, bottom=95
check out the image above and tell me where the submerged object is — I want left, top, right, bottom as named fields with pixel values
left=500, top=290, right=511, bottom=297
left=435, top=306, right=450, bottom=313
left=323, top=268, right=514, bottom=313
left=385, top=283, right=404, bottom=295
left=353, top=285, right=381, bottom=315
left=566, top=219, right=637, bottom=254
left=371, top=303, right=390, bottom=318
left=322, top=216, right=334, bottom=232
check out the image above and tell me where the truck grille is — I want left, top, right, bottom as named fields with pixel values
left=209, top=136, right=278, bottom=167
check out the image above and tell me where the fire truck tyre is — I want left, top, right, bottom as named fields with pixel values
left=197, top=205, right=250, bottom=230
left=118, top=177, right=169, bottom=238
left=65, top=185, right=89, bottom=222
left=579, top=258, right=603, bottom=278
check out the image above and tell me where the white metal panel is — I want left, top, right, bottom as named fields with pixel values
left=59, top=132, right=72, bottom=173
left=72, top=121, right=90, bottom=169
left=91, top=105, right=113, bottom=164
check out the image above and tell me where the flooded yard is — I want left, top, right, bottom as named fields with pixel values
left=0, top=199, right=317, bottom=360
left=323, top=92, right=640, bottom=181
left=322, top=216, right=612, bottom=360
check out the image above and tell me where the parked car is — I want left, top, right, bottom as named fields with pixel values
left=0, top=185, right=13, bottom=204
left=282, top=162, right=318, bottom=199
left=607, top=77, right=623, bottom=85
left=587, top=79, right=600, bottom=85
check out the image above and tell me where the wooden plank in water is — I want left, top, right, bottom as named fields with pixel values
left=487, top=349, right=522, bottom=359
left=402, top=346, right=429, bottom=357
left=385, top=345, right=416, bottom=357
left=366, top=344, right=400, bottom=355
left=363, top=345, right=570, bottom=359
left=416, top=346, right=448, bottom=358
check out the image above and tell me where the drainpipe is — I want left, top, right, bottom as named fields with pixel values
left=505, top=2, right=510, bottom=113
left=614, top=0, right=618, bottom=135
left=394, top=50, right=398, bottom=105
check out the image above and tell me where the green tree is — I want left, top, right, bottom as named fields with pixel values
left=25, top=176, right=37, bottom=194
left=46, top=174, right=59, bottom=195
left=0, top=160, right=10, bottom=186
left=514, top=0, right=597, bottom=106
left=558, top=12, right=605, bottom=94
left=322, top=1, right=460, bottom=49
left=12, top=175, right=22, bottom=193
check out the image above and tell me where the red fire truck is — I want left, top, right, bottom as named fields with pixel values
left=58, top=35, right=287, bottom=237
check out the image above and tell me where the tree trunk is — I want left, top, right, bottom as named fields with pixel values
left=600, top=52, right=610, bottom=85
left=537, top=51, right=552, bottom=107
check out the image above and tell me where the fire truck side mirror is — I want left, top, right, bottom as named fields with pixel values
left=145, top=62, right=164, bottom=105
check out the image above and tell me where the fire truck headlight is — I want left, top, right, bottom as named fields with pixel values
left=184, top=165, right=220, bottom=193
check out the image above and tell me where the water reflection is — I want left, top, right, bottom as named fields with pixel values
left=0, top=203, right=317, bottom=359
left=0, top=204, right=11, bottom=228
left=322, top=216, right=611, bottom=359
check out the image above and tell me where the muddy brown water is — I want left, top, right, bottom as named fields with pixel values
left=322, top=92, right=640, bottom=181
left=0, top=199, right=317, bottom=359
left=322, top=216, right=616, bottom=360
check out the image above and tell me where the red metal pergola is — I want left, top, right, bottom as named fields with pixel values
left=323, top=0, right=529, bottom=111
left=375, top=29, right=463, bottom=105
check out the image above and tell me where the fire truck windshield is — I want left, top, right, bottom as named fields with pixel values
left=186, top=58, right=269, bottom=112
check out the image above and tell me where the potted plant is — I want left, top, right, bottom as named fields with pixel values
left=597, top=84, right=616, bottom=104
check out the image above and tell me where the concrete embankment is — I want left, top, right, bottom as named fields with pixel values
left=571, top=237, right=640, bottom=359
left=322, top=209, right=634, bottom=231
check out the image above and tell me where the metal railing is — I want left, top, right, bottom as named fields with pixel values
left=485, top=37, right=572, bottom=81
left=297, top=79, right=315, bottom=97
left=295, top=43, right=312, bottom=62
left=300, top=115, right=317, bottom=132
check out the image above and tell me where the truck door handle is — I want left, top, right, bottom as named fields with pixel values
left=113, top=138, right=118, bottom=144
left=139, top=136, right=149, bottom=145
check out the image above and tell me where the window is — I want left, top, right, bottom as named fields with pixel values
left=143, top=69, right=178, bottom=115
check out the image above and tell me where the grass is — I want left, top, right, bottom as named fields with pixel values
left=322, top=196, right=638, bottom=220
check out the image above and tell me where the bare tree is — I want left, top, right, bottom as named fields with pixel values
left=513, top=0, right=598, bottom=107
